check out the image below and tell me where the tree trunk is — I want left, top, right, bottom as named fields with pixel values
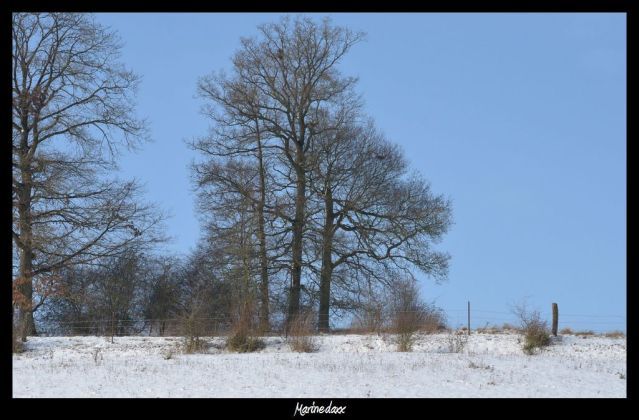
left=288, top=151, right=306, bottom=327
left=255, top=127, right=270, bottom=332
left=17, top=130, right=37, bottom=340
left=17, top=243, right=36, bottom=339
left=318, top=186, right=334, bottom=333
left=240, top=202, right=253, bottom=326
left=17, top=278, right=36, bottom=341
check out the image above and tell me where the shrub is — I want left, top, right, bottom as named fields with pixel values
left=522, top=322, right=551, bottom=355
left=605, top=330, right=625, bottom=339
left=501, top=323, right=518, bottom=332
left=226, top=309, right=264, bottom=353
left=179, top=299, right=213, bottom=354
left=287, top=312, right=318, bottom=353
left=392, top=306, right=446, bottom=352
left=390, top=280, right=441, bottom=352
left=226, top=330, right=265, bottom=353
left=181, top=320, right=209, bottom=353
left=351, top=302, right=385, bottom=334
left=575, top=330, right=595, bottom=337
left=394, top=307, right=423, bottom=352
left=512, top=302, right=551, bottom=355
left=392, top=298, right=420, bottom=351
left=288, top=334, right=317, bottom=353
left=182, top=336, right=210, bottom=354
left=476, top=323, right=502, bottom=334
left=420, top=306, right=447, bottom=334
left=396, top=330, right=415, bottom=352
left=446, top=330, right=468, bottom=353
left=352, top=280, right=446, bottom=339
left=559, top=327, right=574, bottom=335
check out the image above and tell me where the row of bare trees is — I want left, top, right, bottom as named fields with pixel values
left=41, top=248, right=232, bottom=337
left=12, top=14, right=452, bottom=339
left=190, top=16, right=453, bottom=333
left=41, top=246, right=446, bottom=340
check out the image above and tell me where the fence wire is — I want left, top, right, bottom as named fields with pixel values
left=30, top=306, right=626, bottom=337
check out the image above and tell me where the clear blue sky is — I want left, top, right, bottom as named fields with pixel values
left=95, top=13, right=626, bottom=332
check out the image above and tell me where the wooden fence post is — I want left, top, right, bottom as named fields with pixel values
left=467, top=301, right=471, bottom=336
left=552, top=303, right=558, bottom=336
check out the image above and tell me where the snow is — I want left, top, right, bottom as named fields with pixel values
left=12, top=332, right=626, bottom=398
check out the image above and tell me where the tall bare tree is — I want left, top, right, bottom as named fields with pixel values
left=308, top=119, right=453, bottom=331
left=194, top=16, right=364, bottom=326
left=192, top=78, right=278, bottom=330
left=12, top=13, right=164, bottom=339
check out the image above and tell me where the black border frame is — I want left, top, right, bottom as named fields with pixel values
left=3, top=0, right=634, bottom=413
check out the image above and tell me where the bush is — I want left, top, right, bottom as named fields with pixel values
left=182, top=336, right=209, bottom=354
left=351, top=302, right=385, bottom=334
left=396, top=329, right=415, bottom=352
left=446, top=330, right=468, bottom=353
left=604, top=330, right=625, bottom=339
left=512, top=302, right=551, bottom=355
left=476, top=323, right=502, bottom=334
left=575, top=330, right=595, bottom=337
left=180, top=320, right=208, bottom=353
left=501, top=323, right=518, bottom=332
left=523, top=322, right=551, bottom=355
left=287, top=313, right=318, bottom=353
left=390, top=280, right=438, bottom=352
left=420, top=306, right=447, bottom=334
left=179, top=299, right=214, bottom=354
left=226, top=330, right=265, bottom=353
left=559, top=327, right=574, bottom=335
left=351, top=280, right=446, bottom=338
left=226, top=309, right=265, bottom=353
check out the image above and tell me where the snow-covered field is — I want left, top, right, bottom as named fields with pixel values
left=13, top=332, right=626, bottom=398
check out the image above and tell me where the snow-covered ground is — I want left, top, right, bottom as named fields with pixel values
left=13, top=332, right=626, bottom=398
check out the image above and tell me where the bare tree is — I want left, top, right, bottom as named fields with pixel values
left=44, top=249, right=149, bottom=337
left=194, top=16, right=365, bottom=327
left=308, top=118, right=452, bottom=331
left=176, top=242, right=235, bottom=336
left=12, top=13, right=164, bottom=340
left=142, top=256, right=182, bottom=336
left=192, top=78, right=278, bottom=331
left=95, top=251, right=144, bottom=339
